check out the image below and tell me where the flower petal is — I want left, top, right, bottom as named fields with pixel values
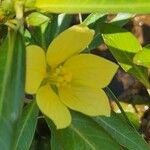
left=25, top=45, right=46, bottom=94
left=46, top=25, right=94, bottom=69
left=64, top=54, right=118, bottom=88
left=59, top=86, right=111, bottom=116
left=36, top=84, right=71, bottom=129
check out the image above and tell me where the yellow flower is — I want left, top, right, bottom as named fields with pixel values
left=25, top=25, right=118, bottom=129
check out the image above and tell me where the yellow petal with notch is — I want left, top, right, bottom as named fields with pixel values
left=36, top=84, right=71, bottom=129
left=59, top=86, right=110, bottom=116
left=25, top=45, right=46, bottom=94
left=64, top=54, right=118, bottom=88
left=46, top=25, right=94, bottom=69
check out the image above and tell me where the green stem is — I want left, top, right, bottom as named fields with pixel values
left=14, top=0, right=24, bottom=20
left=79, top=13, right=83, bottom=23
left=105, top=87, right=136, bottom=129
left=5, top=22, right=18, bottom=30
left=14, top=0, right=24, bottom=33
left=147, top=89, right=150, bottom=96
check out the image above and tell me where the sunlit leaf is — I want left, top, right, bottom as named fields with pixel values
left=25, top=0, right=36, bottom=8
left=102, top=24, right=150, bottom=89
left=83, top=13, right=106, bottom=26
left=133, top=44, right=150, bottom=68
left=35, top=0, right=150, bottom=13
left=110, top=13, right=135, bottom=26
left=26, top=12, right=50, bottom=26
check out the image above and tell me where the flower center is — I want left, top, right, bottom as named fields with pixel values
left=48, top=66, right=72, bottom=88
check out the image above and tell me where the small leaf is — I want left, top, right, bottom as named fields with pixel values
left=102, top=24, right=150, bottom=88
left=47, top=111, right=121, bottom=150
left=13, top=101, right=39, bottom=150
left=29, top=14, right=73, bottom=49
left=83, top=13, right=106, bottom=26
left=110, top=13, right=135, bottom=27
left=133, top=44, right=150, bottom=68
left=26, top=12, right=50, bottom=26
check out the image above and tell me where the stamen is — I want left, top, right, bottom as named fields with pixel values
left=46, top=66, right=72, bottom=88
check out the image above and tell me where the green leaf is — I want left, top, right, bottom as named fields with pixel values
left=28, top=14, right=72, bottom=49
left=44, top=13, right=73, bottom=48
left=13, top=101, right=39, bottom=150
left=125, top=112, right=140, bottom=129
left=28, top=25, right=46, bottom=48
left=110, top=13, right=135, bottom=27
left=84, top=13, right=132, bottom=53
left=133, top=44, right=150, bottom=68
left=47, top=111, right=121, bottom=150
left=0, top=30, right=25, bottom=150
left=26, top=12, right=50, bottom=26
left=84, top=14, right=107, bottom=52
left=83, top=13, right=106, bottom=26
left=94, top=112, right=150, bottom=150
left=102, top=24, right=150, bottom=88
left=25, top=0, right=36, bottom=8
left=1, top=0, right=14, bottom=13
left=35, top=0, right=150, bottom=13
